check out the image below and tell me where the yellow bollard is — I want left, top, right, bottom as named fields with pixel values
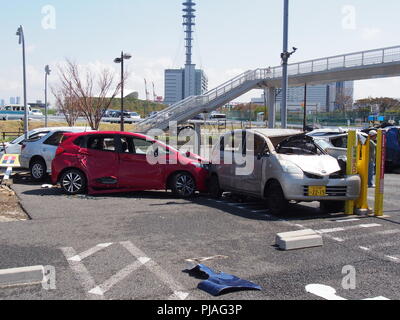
left=375, top=130, right=386, bottom=217
left=345, top=131, right=358, bottom=215
left=355, top=137, right=370, bottom=215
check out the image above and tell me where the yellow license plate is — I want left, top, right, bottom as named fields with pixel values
left=308, top=186, right=327, bottom=197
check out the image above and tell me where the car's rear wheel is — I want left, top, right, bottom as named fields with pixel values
left=30, top=158, right=47, bottom=182
left=171, top=172, right=196, bottom=198
left=320, top=201, right=345, bottom=213
left=209, top=174, right=223, bottom=199
left=266, top=181, right=288, bottom=215
left=60, top=169, right=87, bottom=195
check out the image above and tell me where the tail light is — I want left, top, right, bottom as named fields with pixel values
left=55, top=147, right=65, bottom=156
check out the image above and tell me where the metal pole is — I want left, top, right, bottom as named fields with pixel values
left=303, top=83, right=307, bottom=131
left=19, top=26, right=28, bottom=139
left=281, top=0, right=289, bottom=129
left=268, top=87, right=276, bottom=128
left=45, top=71, right=48, bottom=127
left=120, top=51, right=124, bottom=132
left=263, top=88, right=268, bottom=124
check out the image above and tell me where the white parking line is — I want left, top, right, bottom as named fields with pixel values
left=228, top=203, right=257, bottom=207
left=367, top=241, right=400, bottom=250
left=315, top=223, right=382, bottom=234
left=68, top=243, right=113, bottom=262
left=89, top=259, right=149, bottom=296
left=339, top=229, right=400, bottom=242
left=306, top=284, right=390, bottom=300
left=376, top=229, right=400, bottom=236
left=61, top=247, right=104, bottom=300
left=334, top=218, right=361, bottom=223
left=384, top=255, right=400, bottom=262
left=120, top=241, right=191, bottom=300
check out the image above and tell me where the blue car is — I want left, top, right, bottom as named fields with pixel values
left=386, top=127, right=400, bottom=169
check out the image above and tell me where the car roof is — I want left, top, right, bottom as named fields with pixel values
left=64, top=131, right=151, bottom=140
left=249, top=128, right=302, bottom=138
left=31, top=127, right=92, bottom=132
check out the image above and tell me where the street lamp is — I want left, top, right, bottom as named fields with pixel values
left=114, top=52, right=132, bottom=132
left=16, top=25, right=28, bottom=139
left=44, top=65, right=51, bottom=127
left=280, top=0, right=297, bottom=129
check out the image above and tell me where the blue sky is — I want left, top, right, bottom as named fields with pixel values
left=1, top=0, right=400, bottom=105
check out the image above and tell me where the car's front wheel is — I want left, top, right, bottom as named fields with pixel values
left=60, top=169, right=87, bottom=195
left=30, top=158, right=47, bottom=182
left=209, top=175, right=223, bottom=199
left=171, top=172, right=196, bottom=198
left=320, top=201, right=345, bottom=213
left=266, top=181, right=288, bottom=215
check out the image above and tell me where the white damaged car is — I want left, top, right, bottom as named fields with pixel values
left=209, top=129, right=361, bottom=215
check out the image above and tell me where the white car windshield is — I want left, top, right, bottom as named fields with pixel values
left=277, top=135, right=324, bottom=156
left=314, top=139, right=334, bottom=150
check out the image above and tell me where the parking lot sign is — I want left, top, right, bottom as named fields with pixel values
left=0, top=154, right=21, bottom=168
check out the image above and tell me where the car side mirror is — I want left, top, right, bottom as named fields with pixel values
left=186, top=151, right=191, bottom=158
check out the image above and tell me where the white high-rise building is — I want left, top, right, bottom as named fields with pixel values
left=263, top=81, right=354, bottom=112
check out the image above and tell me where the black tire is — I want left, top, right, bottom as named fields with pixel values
left=30, top=158, right=48, bottom=182
left=171, top=172, right=196, bottom=198
left=320, top=201, right=345, bottom=213
left=60, top=169, right=87, bottom=195
left=209, top=175, right=223, bottom=199
left=266, top=181, right=288, bottom=215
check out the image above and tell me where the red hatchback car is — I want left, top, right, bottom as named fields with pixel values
left=51, top=131, right=209, bottom=197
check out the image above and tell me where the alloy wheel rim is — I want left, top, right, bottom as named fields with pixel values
left=32, top=164, right=44, bottom=179
left=176, top=175, right=195, bottom=196
left=62, top=173, right=83, bottom=193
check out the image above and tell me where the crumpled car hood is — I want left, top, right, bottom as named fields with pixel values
left=279, top=154, right=341, bottom=176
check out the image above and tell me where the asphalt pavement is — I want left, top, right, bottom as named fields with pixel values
left=0, top=173, right=400, bottom=300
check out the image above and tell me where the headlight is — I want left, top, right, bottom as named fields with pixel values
left=280, top=160, right=303, bottom=175
left=191, top=162, right=209, bottom=170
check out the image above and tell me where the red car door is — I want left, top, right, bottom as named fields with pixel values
left=118, top=135, right=165, bottom=190
left=84, top=134, right=120, bottom=189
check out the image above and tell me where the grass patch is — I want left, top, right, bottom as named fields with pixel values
left=0, top=120, right=138, bottom=142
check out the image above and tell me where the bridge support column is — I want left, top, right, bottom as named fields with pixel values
left=194, top=122, right=202, bottom=156
left=267, top=87, right=276, bottom=128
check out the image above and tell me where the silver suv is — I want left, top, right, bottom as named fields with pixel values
left=0, top=128, right=60, bottom=158
left=20, top=127, right=92, bottom=181
left=208, top=129, right=361, bottom=214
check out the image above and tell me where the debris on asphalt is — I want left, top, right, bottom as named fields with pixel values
left=184, top=264, right=262, bottom=296
left=185, top=255, right=229, bottom=264
left=276, top=229, right=323, bottom=251
left=41, top=184, right=54, bottom=189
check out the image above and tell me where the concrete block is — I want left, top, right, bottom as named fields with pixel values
left=276, top=229, right=316, bottom=243
left=0, top=265, right=44, bottom=288
left=276, top=229, right=323, bottom=251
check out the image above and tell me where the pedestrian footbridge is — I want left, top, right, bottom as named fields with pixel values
left=136, top=45, right=400, bottom=133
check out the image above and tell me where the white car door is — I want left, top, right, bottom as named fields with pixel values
left=232, top=133, right=267, bottom=196
left=41, top=131, right=67, bottom=171
left=212, top=133, right=238, bottom=190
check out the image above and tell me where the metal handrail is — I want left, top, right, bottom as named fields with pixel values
left=136, top=45, right=400, bottom=132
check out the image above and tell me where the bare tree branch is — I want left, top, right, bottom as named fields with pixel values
left=54, top=59, right=127, bottom=130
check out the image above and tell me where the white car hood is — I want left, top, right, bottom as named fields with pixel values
left=279, top=154, right=341, bottom=176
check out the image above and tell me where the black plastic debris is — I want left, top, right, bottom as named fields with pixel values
left=185, top=264, right=262, bottom=296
